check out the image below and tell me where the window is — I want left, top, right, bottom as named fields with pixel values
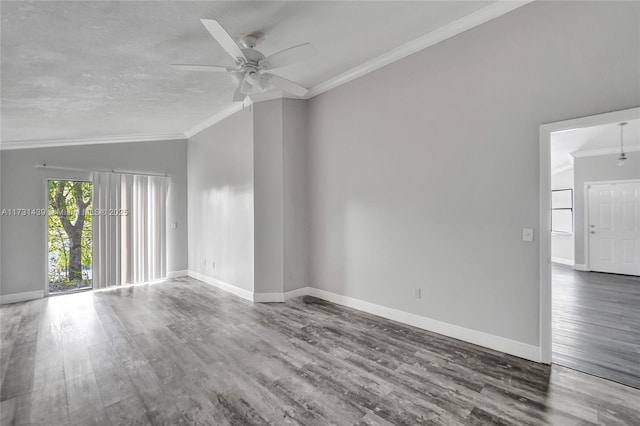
left=551, top=189, right=573, bottom=234
left=47, top=180, right=93, bottom=294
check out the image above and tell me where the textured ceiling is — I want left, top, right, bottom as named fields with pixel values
left=551, top=119, right=640, bottom=171
left=1, top=1, right=493, bottom=142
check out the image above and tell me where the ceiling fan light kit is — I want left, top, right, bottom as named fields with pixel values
left=172, top=19, right=315, bottom=102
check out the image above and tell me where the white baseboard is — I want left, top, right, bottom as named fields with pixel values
left=0, top=290, right=44, bottom=305
left=1, top=278, right=541, bottom=360
left=284, top=287, right=311, bottom=301
left=254, top=286, right=311, bottom=302
left=253, top=292, right=285, bottom=303
left=551, top=257, right=574, bottom=267
left=306, top=288, right=541, bottom=363
left=573, top=264, right=588, bottom=271
left=182, top=274, right=540, bottom=362
left=185, top=272, right=311, bottom=303
left=167, top=270, right=188, bottom=278
left=187, top=270, right=254, bottom=302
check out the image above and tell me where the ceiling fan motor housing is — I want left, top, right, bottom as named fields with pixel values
left=239, top=48, right=265, bottom=67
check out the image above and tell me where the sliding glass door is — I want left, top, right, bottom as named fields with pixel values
left=47, top=180, right=93, bottom=294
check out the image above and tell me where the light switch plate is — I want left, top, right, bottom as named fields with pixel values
left=522, top=228, right=534, bottom=242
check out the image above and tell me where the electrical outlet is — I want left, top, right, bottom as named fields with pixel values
left=522, top=228, right=534, bottom=242
left=204, top=258, right=207, bottom=266
left=212, top=261, right=216, bottom=269
left=414, top=288, right=421, bottom=299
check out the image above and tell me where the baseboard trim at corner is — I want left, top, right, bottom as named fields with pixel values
left=0, top=290, right=44, bottom=305
left=181, top=275, right=540, bottom=361
left=167, top=270, right=188, bottom=278
left=253, top=293, right=285, bottom=303
left=306, top=288, right=541, bottom=363
left=187, top=270, right=254, bottom=302
left=247, top=287, right=311, bottom=303
left=284, top=287, right=311, bottom=301
left=573, top=264, right=588, bottom=271
left=551, top=257, right=574, bottom=267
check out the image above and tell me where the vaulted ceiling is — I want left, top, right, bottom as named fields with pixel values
left=1, top=1, right=509, bottom=144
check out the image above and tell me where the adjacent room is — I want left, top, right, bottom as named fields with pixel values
left=1, top=1, right=639, bottom=425
left=549, top=120, right=640, bottom=389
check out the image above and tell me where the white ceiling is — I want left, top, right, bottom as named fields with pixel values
left=551, top=119, right=640, bottom=172
left=0, top=1, right=501, bottom=144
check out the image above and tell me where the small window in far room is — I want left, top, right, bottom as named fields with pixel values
left=551, top=189, right=573, bottom=235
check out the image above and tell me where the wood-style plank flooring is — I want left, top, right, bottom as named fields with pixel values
left=552, top=263, right=640, bottom=389
left=2, top=276, right=640, bottom=425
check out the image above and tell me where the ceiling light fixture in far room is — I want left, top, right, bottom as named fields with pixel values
left=617, top=122, right=628, bottom=166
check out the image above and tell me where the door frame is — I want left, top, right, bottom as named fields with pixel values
left=584, top=179, right=640, bottom=273
left=44, top=177, right=93, bottom=296
left=538, top=106, right=640, bottom=364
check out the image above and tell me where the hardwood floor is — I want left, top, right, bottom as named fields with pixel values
left=2, top=277, right=640, bottom=425
left=552, top=263, right=640, bottom=389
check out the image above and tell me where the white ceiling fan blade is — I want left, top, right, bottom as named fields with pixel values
left=200, top=19, right=246, bottom=62
left=262, top=73, right=308, bottom=97
left=232, top=86, right=245, bottom=102
left=171, top=64, right=233, bottom=72
left=259, top=43, right=316, bottom=70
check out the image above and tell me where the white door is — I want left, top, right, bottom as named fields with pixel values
left=588, top=182, right=640, bottom=275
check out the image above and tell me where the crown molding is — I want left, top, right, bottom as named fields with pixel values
left=304, top=0, right=533, bottom=99
left=184, top=91, right=290, bottom=139
left=183, top=1, right=532, bottom=138
left=183, top=98, right=252, bottom=139
left=3, top=1, right=532, bottom=146
left=0, top=133, right=186, bottom=151
left=571, top=144, right=640, bottom=158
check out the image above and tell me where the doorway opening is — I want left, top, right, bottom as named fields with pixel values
left=540, top=108, right=640, bottom=389
left=47, top=179, right=93, bottom=294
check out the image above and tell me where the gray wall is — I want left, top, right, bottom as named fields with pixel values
left=253, top=100, right=285, bottom=294
left=187, top=100, right=309, bottom=295
left=0, top=139, right=188, bottom=296
left=574, top=151, right=640, bottom=266
left=188, top=106, right=255, bottom=292
left=307, top=1, right=640, bottom=346
left=283, top=99, right=309, bottom=292
left=252, top=99, right=310, bottom=294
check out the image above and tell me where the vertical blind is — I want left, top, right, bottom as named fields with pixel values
left=92, top=172, right=169, bottom=289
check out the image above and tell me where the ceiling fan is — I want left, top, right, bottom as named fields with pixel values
left=172, top=19, right=315, bottom=102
